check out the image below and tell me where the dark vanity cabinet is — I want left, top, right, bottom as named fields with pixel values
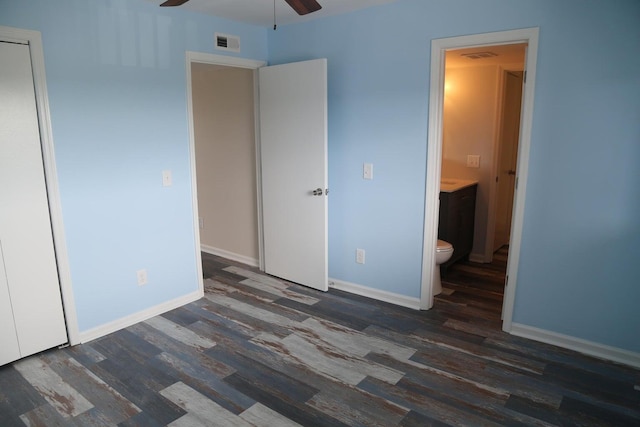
left=438, top=184, right=477, bottom=271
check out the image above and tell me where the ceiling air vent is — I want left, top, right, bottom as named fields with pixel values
left=215, top=33, right=240, bottom=53
left=460, top=51, right=498, bottom=60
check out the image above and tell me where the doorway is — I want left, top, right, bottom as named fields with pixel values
left=186, top=53, right=329, bottom=293
left=420, top=28, right=539, bottom=334
left=191, top=62, right=260, bottom=268
left=186, top=52, right=265, bottom=280
left=437, top=45, right=525, bottom=319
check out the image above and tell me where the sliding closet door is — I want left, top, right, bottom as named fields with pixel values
left=0, top=41, right=67, bottom=364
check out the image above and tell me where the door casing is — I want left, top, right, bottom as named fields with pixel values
left=421, top=28, right=539, bottom=333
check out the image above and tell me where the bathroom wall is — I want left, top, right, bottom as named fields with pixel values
left=192, top=64, right=259, bottom=265
left=442, top=64, right=499, bottom=259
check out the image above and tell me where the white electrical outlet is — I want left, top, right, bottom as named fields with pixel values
left=137, top=269, right=148, bottom=286
left=466, top=155, right=480, bottom=168
left=356, top=248, right=365, bottom=264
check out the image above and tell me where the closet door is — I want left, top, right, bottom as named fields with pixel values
left=0, top=41, right=67, bottom=363
left=0, top=243, right=21, bottom=366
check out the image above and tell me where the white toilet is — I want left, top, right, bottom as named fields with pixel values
left=433, top=239, right=454, bottom=295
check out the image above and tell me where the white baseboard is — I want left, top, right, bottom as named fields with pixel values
left=201, top=244, right=259, bottom=267
left=78, top=289, right=203, bottom=344
left=329, top=278, right=422, bottom=310
left=510, top=323, right=640, bottom=369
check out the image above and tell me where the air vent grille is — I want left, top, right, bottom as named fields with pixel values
left=460, top=51, right=498, bottom=60
left=215, top=33, right=240, bottom=53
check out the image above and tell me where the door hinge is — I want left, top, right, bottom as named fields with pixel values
left=524, top=70, right=527, bottom=83
left=505, top=274, right=509, bottom=286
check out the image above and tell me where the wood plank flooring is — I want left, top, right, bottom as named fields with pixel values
left=1, top=250, right=639, bottom=426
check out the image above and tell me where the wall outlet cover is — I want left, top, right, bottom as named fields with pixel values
left=467, top=155, right=480, bottom=168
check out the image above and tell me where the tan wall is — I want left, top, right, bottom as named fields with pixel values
left=192, top=63, right=258, bottom=263
left=442, top=64, right=499, bottom=259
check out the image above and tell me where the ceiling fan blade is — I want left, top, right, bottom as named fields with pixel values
left=160, top=0, right=190, bottom=6
left=284, top=0, right=322, bottom=15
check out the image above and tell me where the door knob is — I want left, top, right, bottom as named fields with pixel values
left=312, top=188, right=323, bottom=196
left=507, top=169, right=516, bottom=176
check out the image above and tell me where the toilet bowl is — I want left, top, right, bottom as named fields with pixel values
left=433, top=239, right=454, bottom=295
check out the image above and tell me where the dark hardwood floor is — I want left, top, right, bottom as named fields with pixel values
left=1, top=250, right=639, bottom=426
left=437, top=245, right=509, bottom=330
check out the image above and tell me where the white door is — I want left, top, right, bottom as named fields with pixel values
left=259, top=59, right=328, bottom=291
left=494, top=70, right=524, bottom=251
left=0, top=243, right=21, bottom=365
left=0, top=41, right=67, bottom=365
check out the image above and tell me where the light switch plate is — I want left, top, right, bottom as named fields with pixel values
left=363, top=163, right=373, bottom=180
left=162, top=170, right=172, bottom=187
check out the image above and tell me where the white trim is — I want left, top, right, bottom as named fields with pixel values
left=185, top=54, right=205, bottom=302
left=421, top=28, right=540, bottom=330
left=253, top=69, right=266, bottom=271
left=78, top=290, right=202, bottom=343
left=201, top=244, right=259, bottom=268
left=0, top=26, right=80, bottom=345
left=420, top=41, right=446, bottom=310
left=501, top=31, right=538, bottom=331
left=185, top=51, right=266, bottom=278
left=329, top=278, right=422, bottom=310
left=187, top=51, right=265, bottom=70
left=511, top=323, right=640, bottom=370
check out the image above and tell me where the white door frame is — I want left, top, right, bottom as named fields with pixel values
left=420, top=28, right=539, bottom=333
left=185, top=52, right=267, bottom=277
left=0, top=25, right=79, bottom=344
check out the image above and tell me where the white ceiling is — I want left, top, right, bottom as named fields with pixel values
left=144, top=0, right=398, bottom=27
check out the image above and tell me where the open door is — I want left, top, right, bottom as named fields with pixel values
left=259, top=59, right=328, bottom=292
left=494, top=70, right=524, bottom=251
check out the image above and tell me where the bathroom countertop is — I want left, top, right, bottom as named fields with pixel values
left=440, top=178, right=478, bottom=193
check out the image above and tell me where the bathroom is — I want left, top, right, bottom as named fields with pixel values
left=437, top=44, right=526, bottom=288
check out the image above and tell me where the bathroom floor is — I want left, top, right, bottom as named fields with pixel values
left=437, top=245, right=508, bottom=329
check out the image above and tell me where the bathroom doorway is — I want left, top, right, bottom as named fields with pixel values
left=421, top=28, right=540, bottom=333
left=437, top=45, right=525, bottom=323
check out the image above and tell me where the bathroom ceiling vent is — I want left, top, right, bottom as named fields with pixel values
left=461, top=51, right=498, bottom=60
left=215, top=33, right=240, bottom=53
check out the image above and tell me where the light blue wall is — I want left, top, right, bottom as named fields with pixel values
left=2, top=0, right=639, bottom=354
left=0, top=0, right=267, bottom=332
left=268, top=0, right=640, bottom=352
